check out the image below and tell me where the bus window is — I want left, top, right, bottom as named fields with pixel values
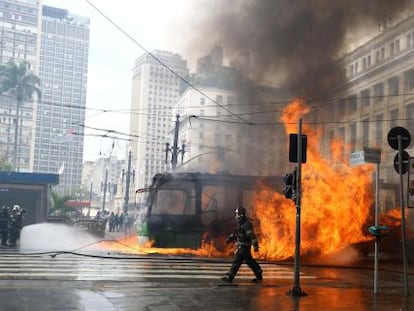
left=153, top=189, right=195, bottom=215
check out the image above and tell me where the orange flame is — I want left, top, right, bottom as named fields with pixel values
left=251, top=98, right=375, bottom=260
left=99, top=99, right=400, bottom=262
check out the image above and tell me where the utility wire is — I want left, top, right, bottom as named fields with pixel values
left=84, top=0, right=252, bottom=125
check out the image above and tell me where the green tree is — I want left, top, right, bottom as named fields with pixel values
left=0, top=60, right=41, bottom=171
left=0, top=156, right=13, bottom=171
left=49, top=191, right=76, bottom=216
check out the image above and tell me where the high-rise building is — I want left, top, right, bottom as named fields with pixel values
left=130, top=50, right=188, bottom=188
left=0, top=0, right=41, bottom=172
left=34, top=5, right=90, bottom=194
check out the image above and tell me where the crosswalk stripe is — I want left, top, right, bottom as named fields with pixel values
left=0, top=252, right=317, bottom=281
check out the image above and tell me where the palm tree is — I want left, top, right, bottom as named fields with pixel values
left=0, top=60, right=41, bottom=171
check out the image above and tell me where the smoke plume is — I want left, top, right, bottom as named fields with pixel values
left=183, top=0, right=413, bottom=97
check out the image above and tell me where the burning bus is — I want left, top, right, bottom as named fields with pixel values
left=135, top=172, right=283, bottom=249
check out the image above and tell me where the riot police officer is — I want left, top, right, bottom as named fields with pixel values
left=8, top=205, right=25, bottom=247
left=0, top=206, right=9, bottom=247
left=221, top=206, right=263, bottom=283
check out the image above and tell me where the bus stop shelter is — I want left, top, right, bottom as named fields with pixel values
left=0, top=171, right=59, bottom=225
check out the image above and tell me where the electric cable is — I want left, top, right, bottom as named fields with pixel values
left=84, top=0, right=252, bottom=125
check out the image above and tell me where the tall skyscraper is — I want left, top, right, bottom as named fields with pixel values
left=0, top=0, right=41, bottom=172
left=34, top=5, right=90, bottom=194
left=130, top=50, right=188, bottom=188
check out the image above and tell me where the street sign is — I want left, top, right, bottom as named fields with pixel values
left=394, top=150, right=410, bottom=174
left=387, top=127, right=411, bottom=150
left=350, top=151, right=365, bottom=165
left=350, top=147, right=381, bottom=165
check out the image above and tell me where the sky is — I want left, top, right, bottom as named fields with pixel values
left=42, top=0, right=197, bottom=162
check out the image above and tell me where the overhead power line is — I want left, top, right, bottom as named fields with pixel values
left=84, top=0, right=252, bottom=125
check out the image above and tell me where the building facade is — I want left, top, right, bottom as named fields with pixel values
left=129, top=50, right=188, bottom=188
left=0, top=0, right=41, bottom=172
left=34, top=5, right=89, bottom=194
left=316, top=14, right=414, bottom=211
left=172, top=46, right=289, bottom=176
left=81, top=156, right=126, bottom=213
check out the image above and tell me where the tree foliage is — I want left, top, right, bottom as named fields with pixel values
left=0, top=60, right=41, bottom=101
left=49, top=191, right=76, bottom=216
left=0, top=156, right=13, bottom=171
left=0, top=60, right=41, bottom=170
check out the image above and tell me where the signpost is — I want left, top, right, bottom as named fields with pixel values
left=287, top=119, right=307, bottom=297
left=350, top=147, right=381, bottom=294
left=387, top=126, right=411, bottom=296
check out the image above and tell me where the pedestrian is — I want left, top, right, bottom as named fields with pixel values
left=109, top=212, right=115, bottom=232
left=221, top=206, right=263, bottom=283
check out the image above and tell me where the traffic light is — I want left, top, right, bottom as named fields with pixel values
left=283, top=168, right=297, bottom=200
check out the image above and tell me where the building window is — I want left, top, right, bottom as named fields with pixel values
left=406, top=104, right=414, bottom=132
left=361, top=89, right=370, bottom=108
left=404, top=69, right=414, bottom=91
left=200, top=97, right=205, bottom=105
left=407, top=31, right=414, bottom=48
left=337, top=99, right=346, bottom=118
left=390, top=108, right=399, bottom=129
left=375, top=113, right=383, bottom=147
left=350, top=123, right=357, bottom=147
left=388, top=76, right=399, bottom=96
left=347, top=95, right=357, bottom=113
left=362, top=118, right=369, bottom=147
left=373, top=83, right=384, bottom=102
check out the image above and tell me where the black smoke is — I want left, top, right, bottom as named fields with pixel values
left=184, top=0, right=413, bottom=98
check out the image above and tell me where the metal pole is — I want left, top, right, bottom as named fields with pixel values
left=397, top=135, right=409, bottom=296
left=171, top=115, right=180, bottom=170
left=102, top=169, right=108, bottom=213
left=123, top=150, right=132, bottom=214
left=374, top=163, right=379, bottom=294
left=88, top=181, right=93, bottom=218
left=288, top=118, right=306, bottom=296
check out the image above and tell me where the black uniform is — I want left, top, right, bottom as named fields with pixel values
left=221, top=207, right=263, bottom=283
left=0, top=206, right=9, bottom=246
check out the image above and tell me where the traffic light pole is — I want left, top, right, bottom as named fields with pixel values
left=287, top=118, right=307, bottom=297
left=398, top=135, right=409, bottom=296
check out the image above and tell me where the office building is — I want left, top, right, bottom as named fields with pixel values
left=316, top=13, right=414, bottom=211
left=34, top=5, right=90, bottom=194
left=130, top=50, right=188, bottom=188
left=0, top=0, right=41, bottom=172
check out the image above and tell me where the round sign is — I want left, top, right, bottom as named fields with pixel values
left=394, top=150, right=410, bottom=174
left=387, top=127, right=411, bottom=150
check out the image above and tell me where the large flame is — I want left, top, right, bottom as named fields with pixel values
left=252, top=98, right=375, bottom=260
left=100, top=99, right=385, bottom=261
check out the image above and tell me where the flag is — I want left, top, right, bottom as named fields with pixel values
left=58, top=162, right=65, bottom=175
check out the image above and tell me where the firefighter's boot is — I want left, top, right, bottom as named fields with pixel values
left=221, top=273, right=234, bottom=283
left=251, top=270, right=263, bottom=283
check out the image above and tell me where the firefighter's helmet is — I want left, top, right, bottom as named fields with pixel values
left=235, top=207, right=247, bottom=221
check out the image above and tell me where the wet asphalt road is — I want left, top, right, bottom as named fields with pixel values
left=0, top=248, right=413, bottom=311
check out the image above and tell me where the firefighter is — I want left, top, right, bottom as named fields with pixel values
left=0, top=206, right=9, bottom=247
left=221, top=206, right=263, bottom=283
